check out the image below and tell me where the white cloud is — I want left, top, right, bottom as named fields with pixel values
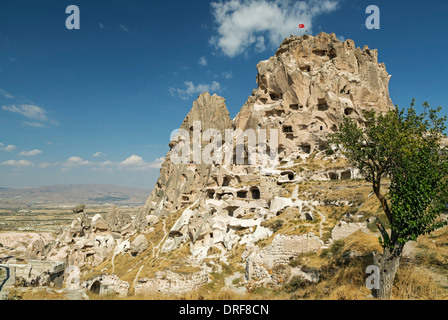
left=1, top=159, right=34, bottom=167
left=0, top=143, right=16, bottom=152
left=2, top=104, right=47, bottom=121
left=93, top=151, right=106, bottom=158
left=222, top=71, right=233, bottom=79
left=169, top=81, right=221, bottom=100
left=62, top=156, right=91, bottom=168
left=120, top=24, right=129, bottom=32
left=98, top=23, right=105, bottom=29
left=0, top=89, right=14, bottom=99
left=38, top=162, right=53, bottom=168
left=9, top=57, right=17, bottom=62
left=33, top=155, right=164, bottom=172
left=19, top=150, right=42, bottom=157
left=99, top=160, right=113, bottom=167
left=120, top=155, right=144, bottom=166
left=22, top=121, right=48, bottom=128
left=120, top=155, right=164, bottom=170
left=209, top=0, right=339, bottom=57
left=198, top=56, right=208, bottom=66
left=2, top=104, right=58, bottom=127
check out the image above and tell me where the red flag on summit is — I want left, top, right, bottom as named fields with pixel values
left=299, top=24, right=305, bottom=29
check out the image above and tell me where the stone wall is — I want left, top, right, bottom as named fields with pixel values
left=135, top=268, right=209, bottom=296
left=0, top=260, right=65, bottom=288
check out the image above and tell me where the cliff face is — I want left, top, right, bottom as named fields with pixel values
left=135, top=93, right=233, bottom=227
left=138, top=32, right=393, bottom=225
left=234, top=32, right=393, bottom=157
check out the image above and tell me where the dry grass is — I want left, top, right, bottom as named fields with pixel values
left=6, top=288, right=68, bottom=300
left=393, top=265, right=446, bottom=300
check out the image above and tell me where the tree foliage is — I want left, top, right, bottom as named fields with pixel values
left=329, top=100, right=448, bottom=248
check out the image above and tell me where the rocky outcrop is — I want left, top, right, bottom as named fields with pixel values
left=234, top=32, right=393, bottom=158
left=135, top=268, right=209, bottom=295
left=130, top=33, right=395, bottom=288
left=245, top=233, right=324, bottom=282
left=331, top=220, right=369, bottom=241
left=130, top=235, right=148, bottom=256
left=104, top=207, right=132, bottom=234
left=84, top=274, right=129, bottom=297
left=44, top=207, right=136, bottom=269
left=134, top=92, right=234, bottom=230
left=0, top=260, right=65, bottom=288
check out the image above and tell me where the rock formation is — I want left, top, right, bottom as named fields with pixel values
left=2, top=32, right=399, bottom=298
left=124, top=32, right=395, bottom=292
left=234, top=32, right=393, bottom=157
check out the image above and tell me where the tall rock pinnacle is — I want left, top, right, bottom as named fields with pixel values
left=234, top=32, right=394, bottom=157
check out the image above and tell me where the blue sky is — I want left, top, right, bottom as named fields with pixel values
left=0, top=0, right=447, bottom=189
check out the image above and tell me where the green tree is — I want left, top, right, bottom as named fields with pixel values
left=329, top=100, right=448, bottom=299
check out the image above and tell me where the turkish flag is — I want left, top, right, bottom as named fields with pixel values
left=299, top=24, right=305, bottom=29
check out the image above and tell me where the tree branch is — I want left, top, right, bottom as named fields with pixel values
left=372, top=251, right=382, bottom=267
left=373, top=178, right=393, bottom=224
left=375, top=216, right=390, bottom=246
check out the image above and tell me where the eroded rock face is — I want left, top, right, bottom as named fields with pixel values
left=104, top=207, right=132, bottom=233
left=84, top=274, right=129, bottom=297
left=6, top=260, right=65, bottom=288
left=245, top=233, right=324, bottom=282
left=132, top=32, right=395, bottom=267
left=135, top=268, right=209, bottom=295
left=130, top=235, right=148, bottom=256
left=331, top=220, right=369, bottom=241
left=234, top=32, right=394, bottom=157
left=135, top=92, right=234, bottom=229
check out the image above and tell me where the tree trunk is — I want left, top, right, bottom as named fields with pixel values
left=372, top=244, right=403, bottom=299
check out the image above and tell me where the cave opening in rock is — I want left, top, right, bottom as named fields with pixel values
left=90, top=280, right=101, bottom=295
left=317, top=98, right=329, bottom=111
left=283, top=126, right=293, bottom=133
left=300, top=144, right=311, bottom=154
left=329, top=172, right=339, bottom=181
left=344, top=107, right=354, bottom=115
left=237, top=191, right=248, bottom=199
left=269, top=93, right=282, bottom=101
left=251, top=187, right=261, bottom=200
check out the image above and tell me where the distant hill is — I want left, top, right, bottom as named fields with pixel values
left=0, top=184, right=151, bottom=207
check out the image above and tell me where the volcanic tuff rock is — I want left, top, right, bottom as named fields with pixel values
left=137, top=32, right=393, bottom=220
left=134, top=32, right=393, bottom=235
left=134, top=92, right=233, bottom=226
left=5, top=32, right=399, bottom=297
left=235, top=32, right=393, bottom=157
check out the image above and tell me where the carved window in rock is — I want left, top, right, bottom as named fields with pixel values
left=344, top=107, right=354, bottom=116
left=300, top=144, right=311, bottom=154
left=283, top=126, right=293, bottom=133
left=317, top=98, right=329, bottom=111
left=237, top=191, right=248, bottom=199
left=251, top=187, right=261, bottom=200
left=290, top=104, right=303, bottom=111
left=222, top=177, right=230, bottom=187
left=269, top=93, right=282, bottom=101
